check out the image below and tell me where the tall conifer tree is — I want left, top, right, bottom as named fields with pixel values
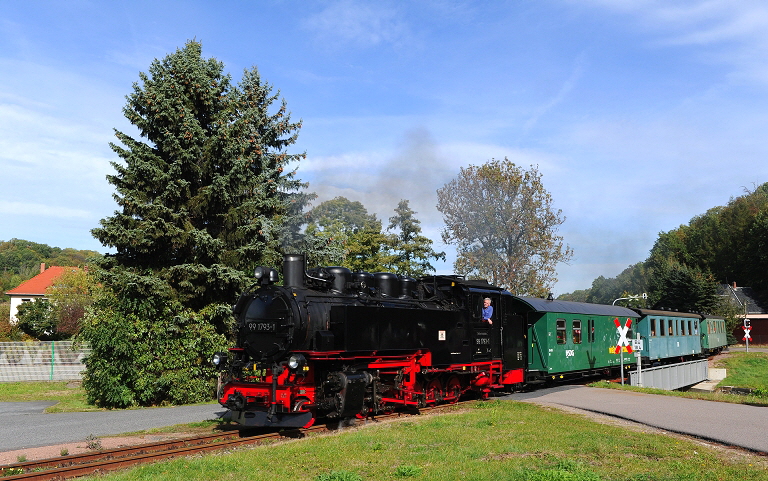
left=82, top=41, right=306, bottom=407
left=92, top=41, right=305, bottom=311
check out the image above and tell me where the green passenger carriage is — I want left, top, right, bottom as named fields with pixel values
left=700, top=315, right=728, bottom=354
left=632, top=309, right=702, bottom=364
left=507, top=297, right=639, bottom=382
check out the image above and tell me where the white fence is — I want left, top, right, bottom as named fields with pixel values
left=0, top=341, right=91, bottom=382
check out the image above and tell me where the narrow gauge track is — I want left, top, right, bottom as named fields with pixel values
left=0, top=404, right=460, bottom=481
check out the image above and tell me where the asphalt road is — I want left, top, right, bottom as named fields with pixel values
left=502, top=385, right=768, bottom=454
left=0, top=403, right=227, bottom=452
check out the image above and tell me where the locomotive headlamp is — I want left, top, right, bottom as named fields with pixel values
left=212, top=352, right=228, bottom=370
left=287, top=353, right=307, bottom=370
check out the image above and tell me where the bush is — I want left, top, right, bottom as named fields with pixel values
left=79, top=289, right=229, bottom=408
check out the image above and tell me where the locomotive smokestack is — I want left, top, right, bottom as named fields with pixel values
left=283, top=254, right=305, bottom=288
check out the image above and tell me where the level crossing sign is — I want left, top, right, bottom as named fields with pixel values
left=743, top=326, right=752, bottom=341
left=612, top=318, right=633, bottom=354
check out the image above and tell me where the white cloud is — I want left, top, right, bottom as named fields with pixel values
left=302, top=0, right=414, bottom=49
left=0, top=201, right=90, bottom=219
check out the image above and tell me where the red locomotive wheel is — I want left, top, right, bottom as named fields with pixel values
left=445, top=376, right=462, bottom=403
left=425, top=378, right=443, bottom=404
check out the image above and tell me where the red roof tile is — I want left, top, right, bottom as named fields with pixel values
left=4, top=266, right=79, bottom=296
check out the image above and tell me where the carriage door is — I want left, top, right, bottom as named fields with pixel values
left=501, top=296, right=526, bottom=371
left=586, top=318, right=596, bottom=369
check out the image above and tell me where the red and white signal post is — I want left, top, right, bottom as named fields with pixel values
left=743, top=319, right=752, bottom=352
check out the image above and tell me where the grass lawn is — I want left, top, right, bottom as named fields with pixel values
left=86, top=400, right=768, bottom=481
left=715, top=351, right=768, bottom=391
left=0, top=381, right=100, bottom=412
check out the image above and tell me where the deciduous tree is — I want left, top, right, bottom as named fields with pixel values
left=437, top=159, right=572, bottom=296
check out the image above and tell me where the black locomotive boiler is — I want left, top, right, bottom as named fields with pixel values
left=213, top=254, right=528, bottom=428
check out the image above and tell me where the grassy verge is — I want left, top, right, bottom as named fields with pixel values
left=589, top=380, right=768, bottom=406
left=716, top=351, right=768, bottom=391
left=87, top=400, right=767, bottom=481
left=0, top=381, right=101, bottom=412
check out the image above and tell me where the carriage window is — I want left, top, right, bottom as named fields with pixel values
left=660, top=319, right=666, bottom=336
left=588, top=319, right=595, bottom=343
left=688, top=320, right=693, bottom=336
left=693, top=320, right=699, bottom=335
left=668, top=320, right=674, bottom=336
left=650, top=319, right=657, bottom=337
left=573, top=320, right=582, bottom=344
left=556, top=319, right=566, bottom=344
left=681, top=320, right=687, bottom=336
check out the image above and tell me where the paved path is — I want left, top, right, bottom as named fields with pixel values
left=501, top=386, right=768, bottom=454
left=0, top=403, right=227, bottom=452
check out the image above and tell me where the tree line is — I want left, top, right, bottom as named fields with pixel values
left=560, top=183, right=768, bottom=334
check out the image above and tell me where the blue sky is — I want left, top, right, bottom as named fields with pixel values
left=2, top=1, right=768, bottom=295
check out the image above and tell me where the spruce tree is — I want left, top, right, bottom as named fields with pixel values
left=83, top=41, right=306, bottom=407
left=386, top=199, right=445, bottom=277
left=92, top=40, right=305, bottom=311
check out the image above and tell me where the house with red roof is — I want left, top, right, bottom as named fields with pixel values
left=5, top=264, right=78, bottom=324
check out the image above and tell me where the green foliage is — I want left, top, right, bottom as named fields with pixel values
left=315, top=471, right=363, bottom=481
left=647, top=261, right=719, bottom=312
left=303, top=196, right=444, bottom=275
left=79, top=288, right=229, bottom=408
left=393, top=464, right=421, bottom=477
left=92, top=40, right=306, bottom=310
left=306, top=196, right=391, bottom=271
left=16, top=299, right=57, bottom=340
left=309, top=196, right=378, bottom=233
left=437, top=159, right=573, bottom=296
left=563, top=182, right=768, bottom=311
left=387, top=199, right=445, bottom=277
left=0, top=304, right=25, bottom=341
left=85, top=41, right=307, bottom=406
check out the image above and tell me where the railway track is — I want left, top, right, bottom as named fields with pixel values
left=0, top=404, right=459, bottom=480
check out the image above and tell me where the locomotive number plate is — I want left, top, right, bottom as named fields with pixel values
left=248, top=322, right=277, bottom=332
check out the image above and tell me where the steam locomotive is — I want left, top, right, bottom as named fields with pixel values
left=213, top=254, right=726, bottom=428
